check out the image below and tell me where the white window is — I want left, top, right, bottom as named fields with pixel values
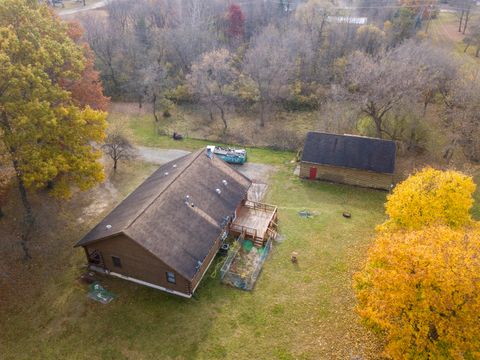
left=166, top=271, right=176, bottom=284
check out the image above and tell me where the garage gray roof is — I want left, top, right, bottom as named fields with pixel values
left=301, top=132, right=396, bottom=174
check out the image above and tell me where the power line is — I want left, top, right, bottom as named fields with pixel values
left=235, top=0, right=480, bottom=13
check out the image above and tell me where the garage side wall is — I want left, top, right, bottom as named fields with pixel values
left=300, top=162, right=393, bottom=190
left=84, top=234, right=191, bottom=295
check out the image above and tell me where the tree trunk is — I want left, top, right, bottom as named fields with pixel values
left=208, top=107, right=215, bottom=122
left=476, top=47, right=480, bottom=57
left=152, top=94, right=159, bottom=122
left=14, top=169, right=33, bottom=260
left=259, top=101, right=266, bottom=127
left=464, top=43, right=470, bottom=53
left=108, top=62, right=119, bottom=91
left=374, top=120, right=382, bottom=138
left=138, top=95, right=143, bottom=109
left=463, top=9, right=470, bottom=34
left=113, top=158, right=118, bottom=171
left=0, top=207, right=4, bottom=219
left=459, top=10, right=464, bottom=32
left=218, top=105, right=228, bottom=134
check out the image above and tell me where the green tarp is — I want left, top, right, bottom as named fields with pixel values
left=87, top=281, right=115, bottom=304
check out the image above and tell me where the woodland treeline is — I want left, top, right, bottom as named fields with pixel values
left=79, top=0, right=480, bottom=160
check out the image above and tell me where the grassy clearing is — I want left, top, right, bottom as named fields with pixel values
left=116, top=106, right=295, bottom=166
left=429, top=12, right=480, bottom=65
left=1, top=151, right=386, bottom=359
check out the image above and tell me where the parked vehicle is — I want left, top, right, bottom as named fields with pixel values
left=206, top=145, right=247, bottom=164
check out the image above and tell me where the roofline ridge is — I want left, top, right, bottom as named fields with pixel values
left=126, top=149, right=204, bottom=230
left=307, top=131, right=395, bottom=143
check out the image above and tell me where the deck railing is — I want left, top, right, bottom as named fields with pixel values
left=229, top=223, right=260, bottom=241
left=243, top=200, right=277, bottom=213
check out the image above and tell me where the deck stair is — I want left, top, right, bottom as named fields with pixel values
left=253, top=237, right=264, bottom=248
left=230, top=200, right=278, bottom=248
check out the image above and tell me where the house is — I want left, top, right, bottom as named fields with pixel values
left=299, top=132, right=396, bottom=190
left=327, top=16, right=368, bottom=25
left=75, top=149, right=253, bottom=298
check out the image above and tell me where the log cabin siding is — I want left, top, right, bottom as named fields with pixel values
left=299, top=161, right=393, bottom=190
left=190, top=235, right=223, bottom=292
left=85, top=234, right=191, bottom=295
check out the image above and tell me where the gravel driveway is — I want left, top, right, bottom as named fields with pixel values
left=136, top=146, right=190, bottom=165
left=136, top=147, right=276, bottom=202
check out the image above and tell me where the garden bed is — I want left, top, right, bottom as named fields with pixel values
left=220, top=237, right=273, bottom=291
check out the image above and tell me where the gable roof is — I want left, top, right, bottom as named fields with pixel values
left=301, top=132, right=396, bottom=174
left=76, top=149, right=252, bottom=280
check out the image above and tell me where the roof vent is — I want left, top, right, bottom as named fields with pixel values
left=106, top=224, right=112, bottom=230
left=164, top=172, right=169, bottom=176
left=206, top=146, right=214, bottom=159
left=222, top=179, right=228, bottom=186
left=173, top=164, right=177, bottom=168
left=216, top=188, right=222, bottom=194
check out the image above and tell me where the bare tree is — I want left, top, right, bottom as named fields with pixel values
left=102, top=122, right=136, bottom=171
left=243, top=25, right=301, bottom=126
left=464, top=23, right=480, bottom=57
left=82, top=15, right=123, bottom=95
left=344, top=48, right=423, bottom=139
left=187, top=49, right=238, bottom=133
left=443, top=70, right=480, bottom=162
left=393, top=41, right=458, bottom=148
left=356, top=24, right=386, bottom=55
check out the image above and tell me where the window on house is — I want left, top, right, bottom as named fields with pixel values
left=166, top=271, right=176, bottom=284
left=111, top=256, right=122, bottom=268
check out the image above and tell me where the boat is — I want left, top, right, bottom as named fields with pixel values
left=206, top=145, right=247, bottom=164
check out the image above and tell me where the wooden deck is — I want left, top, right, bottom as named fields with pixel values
left=230, top=201, right=278, bottom=247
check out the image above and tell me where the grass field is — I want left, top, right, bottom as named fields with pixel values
left=428, top=11, right=480, bottom=63
left=1, top=144, right=388, bottom=359
left=2, top=96, right=480, bottom=358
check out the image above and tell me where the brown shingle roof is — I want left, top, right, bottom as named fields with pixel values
left=75, top=149, right=252, bottom=280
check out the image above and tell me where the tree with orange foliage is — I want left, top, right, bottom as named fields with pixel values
left=355, top=168, right=480, bottom=358
left=378, top=167, right=476, bottom=232
left=354, top=226, right=480, bottom=359
left=63, top=21, right=110, bottom=112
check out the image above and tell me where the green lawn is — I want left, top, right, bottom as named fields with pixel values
left=1, top=151, right=387, bottom=359
left=122, top=109, right=295, bottom=166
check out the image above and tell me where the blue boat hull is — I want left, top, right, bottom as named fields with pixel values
left=217, top=153, right=247, bottom=164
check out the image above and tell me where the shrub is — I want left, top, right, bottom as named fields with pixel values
left=267, top=128, right=303, bottom=151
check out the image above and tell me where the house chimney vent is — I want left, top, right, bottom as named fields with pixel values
left=216, top=188, right=222, bottom=194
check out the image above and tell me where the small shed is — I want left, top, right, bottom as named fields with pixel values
left=75, top=149, right=252, bottom=298
left=300, top=132, right=396, bottom=190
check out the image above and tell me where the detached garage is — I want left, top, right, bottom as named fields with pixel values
left=300, top=132, right=396, bottom=190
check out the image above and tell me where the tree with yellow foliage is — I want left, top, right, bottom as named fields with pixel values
left=354, top=226, right=480, bottom=359
left=0, top=0, right=107, bottom=258
left=378, top=167, right=476, bottom=232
